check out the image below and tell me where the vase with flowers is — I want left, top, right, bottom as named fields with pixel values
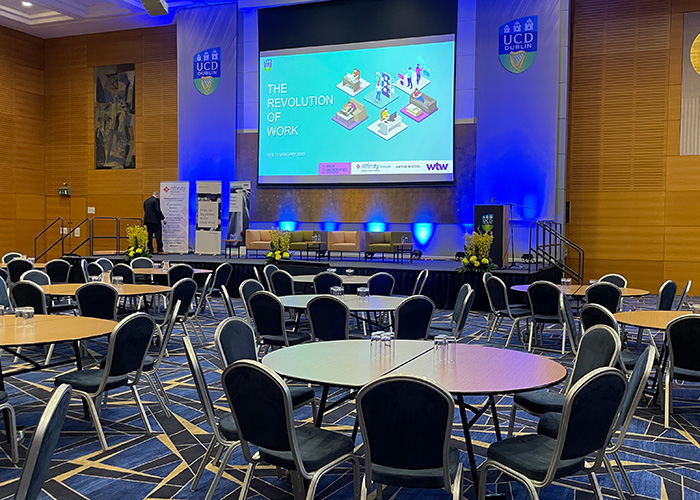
left=457, top=230, right=498, bottom=273
left=266, top=229, right=292, bottom=264
left=123, top=225, right=152, bottom=263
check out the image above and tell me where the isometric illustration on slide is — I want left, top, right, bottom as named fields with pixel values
left=331, top=98, right=369, bottom=130
left=336, top=67, right=371, bottom=96
left=367, top=107, right=407, bottom=140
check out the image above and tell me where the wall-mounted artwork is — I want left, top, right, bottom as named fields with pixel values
left=94, top=64, right=135, bottom=169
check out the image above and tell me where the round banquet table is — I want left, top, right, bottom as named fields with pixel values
left=41, top=283, right=171, bottom=297
left=0, top=262, right=45, bottom=269
left=279, top=294, right=404, bottom=312
left=292, top=274, right=370, bottom=286
left=511, top=283, right=649, bottom=297
left=263, top=339, right=566, bottom=487
left=614, top=310, right=689, bottom=330
left=132, top=268, right=211, bottom=276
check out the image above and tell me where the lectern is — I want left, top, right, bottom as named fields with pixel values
left=474, top=205, right=510, bottom=267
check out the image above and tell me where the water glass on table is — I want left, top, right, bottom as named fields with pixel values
left=112, top=276, right=124, bottom=292
left=330, top=286, right=344, bottom=299
left=345, top=269, right=354, bottom=277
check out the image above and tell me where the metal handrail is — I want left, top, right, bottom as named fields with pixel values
left=90, top=217, right=119, bottom=255
left=34, top=217, right=65, bottom=262
left=528, top=221, right=585, bottom=284
left=65, top=218, right=91, bottom=256
left=117, top=218, right=143, bottom=254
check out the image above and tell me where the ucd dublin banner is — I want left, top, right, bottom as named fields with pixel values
left=160, top=181, right=189, bottom=254
left=194, top=48, right=221, bottom=95
left=499, top=16, right=538, bottom=74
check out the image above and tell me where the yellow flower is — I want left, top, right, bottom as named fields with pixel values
left=481, top=258, right=489, bottom=264
left=474, top=261, right=480, bottom=267
left=469, top=255, right=477, bottom=262
left=266, top=251, right=273, bottom=258
left=461, top=258, right=468, bottom=265
left=282, top=251, right=290, bottom=259
left=129, top=251, right=134, bottom=257
left=136, top=248, right=142, bottom=254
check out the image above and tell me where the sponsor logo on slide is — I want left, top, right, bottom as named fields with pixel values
left=193, top=48, right=221, bottom=96
left=426, top=162, right=449, bottom=171
left=318, top=163, right=352, bottom=175
left=317, top=161, right=452, bottom=175
left=499, top=16, right=538, bottom=74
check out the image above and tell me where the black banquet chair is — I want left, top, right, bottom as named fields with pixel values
left=238, top=278, right=263, bottom=324
left=357, top=374, right=463, bottom=499
left=526, top=281, right=564, bottom=353
left=222, top=360, right=360, bottom=500
left=7, top=259, right=33, bottom=283
left=45, top=259, right=71, bottom=284
left=484, top=275, right=531, bottom=347
left=76, top=282, right=118, bottom=320
left=394, top=295, right=435, bottom=340
left=367, top=272, right=395, bottom=296
left=585, top=281, right=622, bottom=314
left=664, top=315, right=700, bottom=428
left=269, top=269, right=295, bottom=296
left=312, top=271, right=342, bottom=294
left=307, top=295, right=350, bottom=341
left=167, top=264, right=194, bottom=286
left=430, top=283, right=474, bottom=339
left=248, top=291, right=311, bottom=351
left=13, top=384, right=72, bottom=500
left=2, top=252, right=21, bottom=264
left=478, top=368, right=627, bottom=500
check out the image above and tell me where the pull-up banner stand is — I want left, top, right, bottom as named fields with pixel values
left=195, top=181, right=222, bottom=255
left=160, top=181, right=189, bottom=254
left=228, top=181, right=251, bottom=244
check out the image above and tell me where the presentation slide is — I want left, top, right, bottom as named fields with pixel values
left=258, top=35, right=455, bottom=185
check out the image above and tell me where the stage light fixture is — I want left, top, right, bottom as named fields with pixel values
left=141, top=0, right=168, bottom=16
left=412, top=249, right=423, bottom=260
left=455, top=251, right=465, bottom=261
left=521, top=253, right=534, bottom=262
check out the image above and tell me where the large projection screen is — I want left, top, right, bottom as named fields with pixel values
left=257, top=0, right=457, bottom=186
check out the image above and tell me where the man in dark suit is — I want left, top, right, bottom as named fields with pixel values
left=143, top=191, right=166, bottom=254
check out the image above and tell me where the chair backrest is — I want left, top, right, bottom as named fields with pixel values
left=167, top=278, right=197, bottom=319
left=527, top=281, right=562, bottom=318
left=0, top=268, right=7, bottom=282
left=559, top=294, right=580, bottom=351
left=599, top=273, right=628, bottom=288
left=676, top=280, right=692, bottom=311
left=312, top=271, right=342, bottom=294
left=553, top=368, right=627, bottom=474
left=130, top=257, right=154, bottom=269
left=614, top=346, right=654, bottom=447
left=585, top=282, right=622, bottom=313
left=182, top=336, right=230, bottom=446
left=357, top=375, right=455, bottom=493
left=95, top=258, right=114, bottom=272
left=190, top=274, right=213, bottom=318
left=111, top=263, right=135, bottom=284
left=221, top=286, right=236, bottom=317
left=101, top=313, right=155, bottom=382
left=10, top=281, right=47, bottom=314
left=666, top=315, right=700, bottom=374
left=253, top=267, right=264, bottom=287
left=216, top=318, right=258, bottom=366
left=248, top=291, right=287, bottom=342
left=2, top=252, right=21, bottom=264
left=657, top=280, right=678, bottom=311
left=367, top=272, right=395, bottom=296
left=222, top=360, right=301, bottom=470
left=7, top=259, right=34, bottom=283
left=0, top=277, right=11, bottom=311
left=307, top=295, right=350, bottom=341
left=76, top=282, right=119, bottom=320
left=452, top=284, right=474, bottom=337
left=263, top=264, right=279, bottom=291
left=151, top=300, right=181, bottom=372
left=567, top=325, right=621, bottom=390
left=87, top=262, right=103, bottom=278
left=484, top=275, right=509, bottom=313
left=45, top=259, right=71, bottom=284
left=79, top=259, right=89, bottom=283
left=394, top=295, right=435, bottom=340
left=239, top=279, right=264, bottom=322
left=210, top=263, right=233, bottom=294
left=579, top=303, right=618, bottom=332
left=411, top=269, right=429, bottom=295
left=269, top=269, right=294, bottom=296
left=13, top=384, right=72, bottom=500
left=20, top=270, right=50, bottom=286
left=167, top=264, right=194, bottom=286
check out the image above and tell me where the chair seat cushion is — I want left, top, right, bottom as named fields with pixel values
left=372, top=446, right=460, bottom=489
left=260, top=424, right=354, bottom=472
left=142, top=355, right=155, bottom=372
left=55, top=369, right=128, bottom=394
left=533, top=314, right=560, bottom=323
left=487, top=434, right=584, bottom=481
left=620, top=350, right=641, bottom=371
left=261, top=332, right=311, bottom=347
left=498, top=307, right=531, bottom=318
left=288, top=386, right=315, bottom=407
left=513, top=390, right=565, bottom=415
left=536, top=412, right=562, bottom=439
left=218, top=413, right=239, bottom=441
left=674, top=367, right=700, bottom=382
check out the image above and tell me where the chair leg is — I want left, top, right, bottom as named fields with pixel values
left=1, top=406, right=18, bottom=464
left=360, top=476, right=369, bottom=500
left=587, top=470, right=604, bottom=500
left=664, top=369, right=672, bottom=428
left=44, top=343, right=55, bottom=365
left=603, top=454, right=627, bottom=500
left=290, top=471, right=306, bottom=498
left=144, top=373, right=171, bottom=418
left=130, top=385, right=153, bottom=434
left=191, top=436, right=218, bottom=491
left=238, top=462, right=257, bottom=500
left=507, top=403, right=517, bottom=438
left=205, top=443, right=237, bottom=500
left=451, top=462, right=463, bottom=500
left=527, top=322, right=535, bottom=352
left=83, top=394, right=109, bottom=451
left=154, top=372, right=171, bottom=405
left=613, top=450, right=635, bottom=495
left=636, top=327, right=643, bottom=348
left=504, top=318, right=520, bottom=348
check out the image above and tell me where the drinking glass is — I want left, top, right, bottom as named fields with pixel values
left=328, top=268, right=337, bottom=274
left=589, top=279, right=598, bottom=285
left=330, top=286, right=344, bottom=299
left=23, top=307, right=34, bottom=329
left=90, top=275, right=101, bottom=282
left=345, top=269, right=354, bottom=277
left=112, top=276, right=124, bottom=292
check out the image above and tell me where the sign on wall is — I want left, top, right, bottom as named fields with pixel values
left=161, top=181, right=189, bottom=254
left=195, top=181, right=222, bottom=254
left=499, top=16, right=538, bottom=74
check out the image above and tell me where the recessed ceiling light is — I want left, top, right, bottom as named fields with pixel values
left=21, top=1, right=32, bottom=6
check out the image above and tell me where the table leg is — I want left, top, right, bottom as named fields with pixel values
left=314, top=385, right=330, bottom=427
left=458, top=395, right=480, bottom=489
left=489, top=395, right=502, bottom=441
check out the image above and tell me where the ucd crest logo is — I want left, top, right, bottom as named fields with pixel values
left=499, top=16, right=538, bottom=74
left=193, top=48, right=221, bottom=96
left=481, top=213, right=494, bottom=233
left=264, top=59, right=272, bottom=72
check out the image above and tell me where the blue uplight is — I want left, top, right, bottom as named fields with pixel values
left=413, top=223, right=434, bottom=245
left=367, top=221, right=386, bottom=232
left=279, top=220, right=297, bottom=231
left=321, top=221, right=338, bottom=232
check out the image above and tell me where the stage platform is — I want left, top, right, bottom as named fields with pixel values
left=72, top=253, right=561, bottom=312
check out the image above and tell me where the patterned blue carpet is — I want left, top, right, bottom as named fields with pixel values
left=0, top=293, right=698, bottom=500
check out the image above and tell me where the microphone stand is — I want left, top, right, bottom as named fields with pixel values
left=491, top=198, right=532, bottom=269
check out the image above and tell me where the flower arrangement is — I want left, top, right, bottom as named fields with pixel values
left=266, top=229, right=292, bottom=263
left=123, top=225, right=151, bottom=262
left=457, top=230, right=497, bottom=273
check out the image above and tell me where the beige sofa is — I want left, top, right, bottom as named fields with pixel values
left=328, top=231, right=365, bottom=260
left=364, top=232, right=413, bottom=261
left=245, top=229, right=272, bottom=257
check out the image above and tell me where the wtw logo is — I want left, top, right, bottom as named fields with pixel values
left=426, top=162, right=448, bottom=171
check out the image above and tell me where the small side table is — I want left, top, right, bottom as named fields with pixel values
left=393, top=243, right=414, bottom=263
left=305, top=242, right=327, bottom=261
left=223, top=239, right=242, bottom=258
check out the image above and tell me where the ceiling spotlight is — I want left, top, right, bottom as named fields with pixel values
left=21, top=1, right=32, bottom=6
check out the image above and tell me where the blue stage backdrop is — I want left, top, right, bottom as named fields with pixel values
left=177, top=4, right=238, bottom=249
left=475, top=0, right=562, bottom=249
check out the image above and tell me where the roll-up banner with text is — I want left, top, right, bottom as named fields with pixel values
left=160, top=181, right=189, bottom=254
left=195, top=181, right=222, bottom=255
left=228, top=181, right=251, bottom=243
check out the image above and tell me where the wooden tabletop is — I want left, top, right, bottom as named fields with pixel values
left=511, top=283, right=649, bottom=297
left=0, top=262, right=45, bottom=269
left=396, top=344, right=567, bottom=395
left=132, top=268, right=212, bottom=276
left=0, top=315, right=116, bottom=346
left=263, top=340, right=432, bottom=388
left=279, top=294, right=404, bottom=311
left=614, top=310, right=689, bottom=330
left=292, top=274, right=370, bottom=285
left=42, top=283, right=171, bottom=297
